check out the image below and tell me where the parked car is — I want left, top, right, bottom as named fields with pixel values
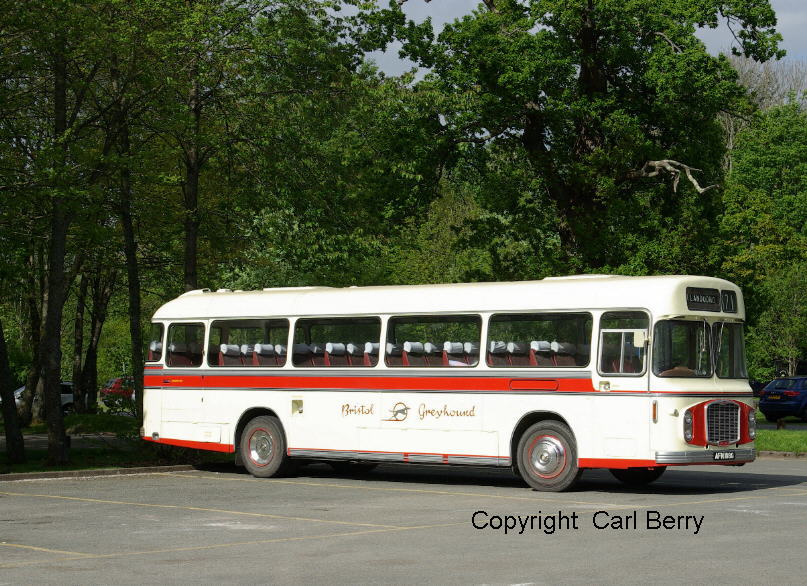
left=758, top=377, right=807, bottom=422
left=0, top=382, right=77, bottom=416
left=101, top=377, right=135, bottom=411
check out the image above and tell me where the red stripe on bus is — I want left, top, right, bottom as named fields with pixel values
left=144, top=374, right=596, bottom=393
left=142, top=436, right=235, bottom=453
left=578, top=458, right=658, bottom=469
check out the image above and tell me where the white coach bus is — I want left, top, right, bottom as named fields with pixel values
left=141, top=275, right=755, bottom=491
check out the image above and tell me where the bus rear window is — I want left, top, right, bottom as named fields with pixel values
left=386, top=315, right=481, bottom=367
left=487, top=313, right=591, bottom=367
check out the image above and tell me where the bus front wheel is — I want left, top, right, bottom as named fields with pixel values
left=517, top=421, right=581, bottom=492
left=240, top=415, right=293, bottom=478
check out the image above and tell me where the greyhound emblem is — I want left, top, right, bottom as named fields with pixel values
left=384, top=402, right=410, bottom=422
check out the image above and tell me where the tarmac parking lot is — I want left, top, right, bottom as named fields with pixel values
left=1, top=458, right=806, bottom=584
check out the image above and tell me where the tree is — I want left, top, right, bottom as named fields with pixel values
left=377, top=0, right=783, bottom=273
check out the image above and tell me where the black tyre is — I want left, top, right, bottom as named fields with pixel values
left=240, top=415, right=293, bottom=478
left=609, top=466, right=666, bottom=487
left=328, top=461, right=378, bottom=475
left=763, top=413, right=780, bottom=423
left=517, top=420, right=582, bottom=491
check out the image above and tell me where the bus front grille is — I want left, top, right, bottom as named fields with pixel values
left=706, top=401, right=740, bottom=445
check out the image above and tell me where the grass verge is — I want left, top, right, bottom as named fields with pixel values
left=754, top=429, right=807, bottom=453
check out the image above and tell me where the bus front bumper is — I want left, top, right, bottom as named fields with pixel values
left=655, top=448, right=756, bottom=465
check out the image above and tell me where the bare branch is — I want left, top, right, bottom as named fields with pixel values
left=653, top=32, right=682, bottom=54
left=630, top=160, right=719, bottom=194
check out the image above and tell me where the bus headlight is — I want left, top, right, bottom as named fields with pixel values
left=683, top=410, right=693, bottom=442
left=748, top=410, right=756, bottom=440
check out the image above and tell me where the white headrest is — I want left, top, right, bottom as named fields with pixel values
left=149, top=341, right=162, bottom=352
left=443, top=341, right=464, bottom=354
left=489, top=341, right=506, bottom=354
left=240, top=344, right=254, bottom=356
left=365, top=342, right=380, bottom=355
left=326, top=342, right=346, bottom=355
left=507, top=342, right=528, bottom=355
left=309, top=343, right=324, bottom=355
left=530, top=340, right=551, bottom=352
left=403, top=341, right=424, bottom=354
left=386, top=342, right=402, bottom=356
left=274, top=344, right=287, bottom=356
left=464, top=342, right=479, bottom=354
left=255, top=343, right=274, bottom=356
left=346, top=343, right=363, bottom=356
left=220, top=344, right=240, bottom=357
left=552, top=341, right=576, bottom=354
left=424, top=342, right=439, bottom=354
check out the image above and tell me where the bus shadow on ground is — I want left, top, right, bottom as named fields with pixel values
left=193, top=461, right=807, bottom=495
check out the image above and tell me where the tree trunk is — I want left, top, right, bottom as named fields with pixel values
left=183, top=70, right=202, bottom=292
left=42, top=28, right=70, bottom=465
left=82, top=270, right=116, bottom=412
left=71, top=271, right=88, bottom=412
left=0, top=318, right=26, bottom=464
left=20, top=252, right=43, bottom=427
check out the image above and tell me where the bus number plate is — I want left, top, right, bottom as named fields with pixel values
left=713, top=451, right=735, bottom=461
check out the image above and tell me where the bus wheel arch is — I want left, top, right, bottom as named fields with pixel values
left=511, top=413, right=581, bottom=492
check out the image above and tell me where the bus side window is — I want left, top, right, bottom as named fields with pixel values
left=292, top=317, right=381, bottom=367
left=166, top=323, right=205, bottom=367
left=386, top=315, right=481, bottom=367
left=209, top=319, right=289, bottom=367
left=598, top=311, right=648, bottom=376
left=146, top=323, right=164, bottom=362
left=486, top=313, right=592, bottom=368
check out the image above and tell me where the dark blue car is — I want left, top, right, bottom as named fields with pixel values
left=759, top=377, right=807, bottom=422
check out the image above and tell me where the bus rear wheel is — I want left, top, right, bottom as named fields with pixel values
left=517, top=421, right=581, bottom=492
left=240, top=415, right=293, bottom=478
left=609, top=466, right=666, bottom=487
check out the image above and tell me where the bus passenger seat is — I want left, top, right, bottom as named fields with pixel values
left=254, top=343, right=275, bottom=366
left=487, top=341, right=508, bottom=366
left=464, top=342, right=480, bottom=365
left=423, top=342, right=440, bottom=366
left=148, top=341, right=162, bottom=361
left=530, top=340, right=553, bottom=366
left=345, top=342, right=364, bottom=366
left=325, top=342, right=349, bottom=366
left=507, top=342, right=530, bottom=366
left=219, top=344, right=243, bottom=366
left=292, top=343, right=313, bottom=366
left=402, top=341, right=426, bottom=367
left=273, top=344, right=287, bottom=364
left=443, top=341, right=466, bottom=366
left=385, top=342, right=403, bottom=366
left=168, top=342, right=192, bottom=366
left=309, top=343, right=326, bottom=366
left=364, top=342, right=380, bottom=366
left=240, top=344, right=255, bottom=366
left=551, top=341, right=577, bottom=366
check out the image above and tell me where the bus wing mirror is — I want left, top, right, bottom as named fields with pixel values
left=633, top=331, right=647, bottom=348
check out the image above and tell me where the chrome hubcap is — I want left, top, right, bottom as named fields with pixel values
left=530, top=436, right=565, bottom=478
left=249, top=429, right=273, bottom=466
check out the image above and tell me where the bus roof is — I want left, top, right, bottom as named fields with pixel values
left=151, top=275, right=745, bottom=321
